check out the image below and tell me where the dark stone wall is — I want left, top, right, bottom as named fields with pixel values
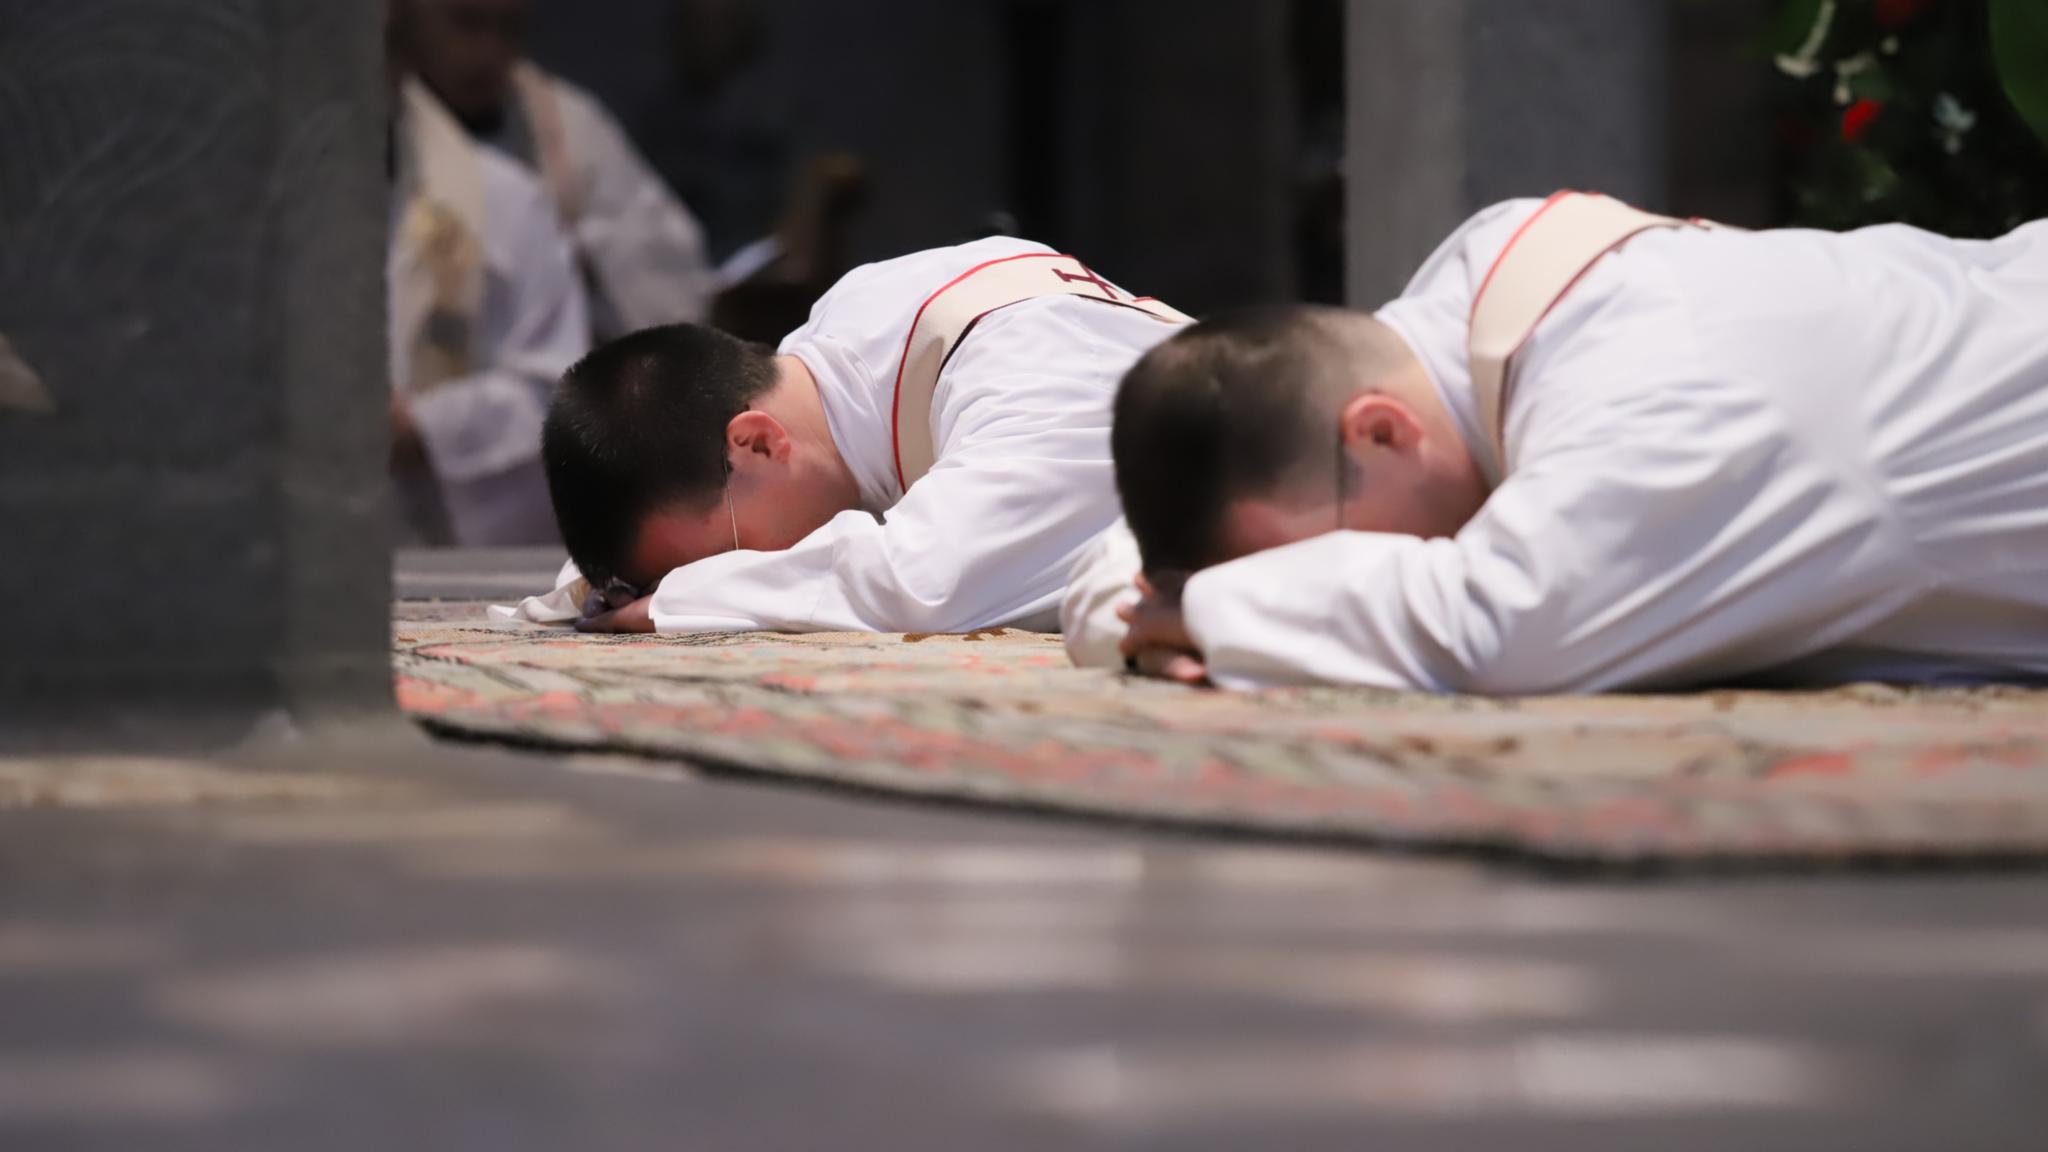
left=531, top=0, right=1298, bottom=311
left=1057, top=0, right=1298, bottom=313
left=533, top=0, right=1008, bottom=267
left=1462, top=0, right=1672, bottom=210
left=1345, top=0, right=1473, bottom=307
left=1346, top=0, right=1674, bottom=304
left=540, top=0, right=1770, bottom=313
left=1346, top=0, right=1775, bottom=305
left=0, top=0, right=390, bottom=726
left=1669, top=0, right=1778, bottom=230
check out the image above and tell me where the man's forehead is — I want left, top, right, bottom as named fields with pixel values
left=625, top=501, right=727, bottom=584
left=1214, top=496, right=1323, bottom=566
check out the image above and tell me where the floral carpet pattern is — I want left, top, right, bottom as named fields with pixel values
left=395, top=611, right=2048, bottom=867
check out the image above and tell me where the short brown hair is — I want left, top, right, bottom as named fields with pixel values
left=1112, top=306, right=1364, bottom=573
left=543, top=324, right=778, bottom=586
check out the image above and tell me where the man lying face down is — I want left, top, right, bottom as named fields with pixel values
left=1065, top=194, right=2048, bottom=693
left=500, top=238, right=1190, bottom=634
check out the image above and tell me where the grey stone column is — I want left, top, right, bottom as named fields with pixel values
left=1345, top=0, right=1676, bottom=306
left=0, top=1, right=391, bottom=731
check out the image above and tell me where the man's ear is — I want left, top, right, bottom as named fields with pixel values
left=726, top=410, right=791, bottom=467
left=1337, top=393, right=1425, bottom=454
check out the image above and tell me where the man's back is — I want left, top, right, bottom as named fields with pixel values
left=1441, top=203, right=2048, bottom=686
left=779, top=236, right=1175, bottom=515
left=496, top=66, right=718, bottom=338
left=1641, top=218, right=2048, bottom=681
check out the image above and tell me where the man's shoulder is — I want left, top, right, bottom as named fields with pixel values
left=830, top=236, right=1060, bottom=300
left=529, top=65, right=599, bottom=113
left=1373, top=198, right=1550, bottom=343
left=788, top=237, right=1059, bottom=352
left=1389, top=199, right=1549, bottom=302
left=524, top=65, right=631, bottom=145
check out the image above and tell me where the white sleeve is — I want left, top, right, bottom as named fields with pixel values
left=1061, top=519, right=1143, bottom=667
left=409, top=180, right=590, bottom=486
left=489, top=558, right=587, bottom=624
left=562, top=87, right=717, bottom=328
left=648, top=376, right=1122, bottom=635
left=1185, top=423, right=1898, bottom=694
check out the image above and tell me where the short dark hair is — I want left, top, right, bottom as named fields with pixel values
left=543, top=324, right=779, bottom=584
left=1112, top=306, right=1356, bottom=574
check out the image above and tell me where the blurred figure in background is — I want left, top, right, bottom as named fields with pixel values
left=706, top=151, right=869, bottom=345
left=397, top=0, right=718, bottom=339
left=636, top=0, right=870, bottom=345
left=641, top=0, right=789, bottom=266
left=389, top=4, right=591, bottom=545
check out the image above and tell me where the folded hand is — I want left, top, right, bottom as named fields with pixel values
left=1117, top=573, right=1208, bottom=686
left=576, top=594, right=655, bottom=634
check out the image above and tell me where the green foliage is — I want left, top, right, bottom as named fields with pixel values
left=1771, top=0, right=1831, bottom=56
left=1774, top=0, right=2048, bottom=236
left=1990, top=0, right=2048, bottom=148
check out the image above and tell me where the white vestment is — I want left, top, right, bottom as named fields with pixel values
left=503, top=237, right=1183, bottom=633
left=390, top=83, right=591, bottom=547
left=1065, top=200, right=2048, bottom=692
left=494, top=66, right=717, bottom=339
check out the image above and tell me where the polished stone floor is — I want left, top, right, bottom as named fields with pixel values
left=0, top=549, right=2042, bottom=1150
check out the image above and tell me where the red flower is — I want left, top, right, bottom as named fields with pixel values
left=1875, top=0, right=1932, bottom=29
left=1842, top=98, right=1883, bottom=143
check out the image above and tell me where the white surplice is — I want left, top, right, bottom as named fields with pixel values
left=388, top=147, right=590, bottom=547
left=1065, top=200, right=2048, bottom=692
left=505, top=237, right=1183, bottom=633
left=491, top=66, right=717, bottom=339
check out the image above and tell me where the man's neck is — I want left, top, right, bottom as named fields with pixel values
left=765, top=355, right=860, bottom=506
left=1385, top=354, right=1492, bottom=529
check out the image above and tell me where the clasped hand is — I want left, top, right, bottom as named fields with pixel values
left=575, top=578, right=655, bottom=634
left=1117, top=572, right=1209, bottom=686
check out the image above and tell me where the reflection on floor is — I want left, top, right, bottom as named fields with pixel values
left=0, top=550, right=2040, bottom=1150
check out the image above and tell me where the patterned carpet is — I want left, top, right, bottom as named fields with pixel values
left=396, top=609, right=2048, bottom=867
